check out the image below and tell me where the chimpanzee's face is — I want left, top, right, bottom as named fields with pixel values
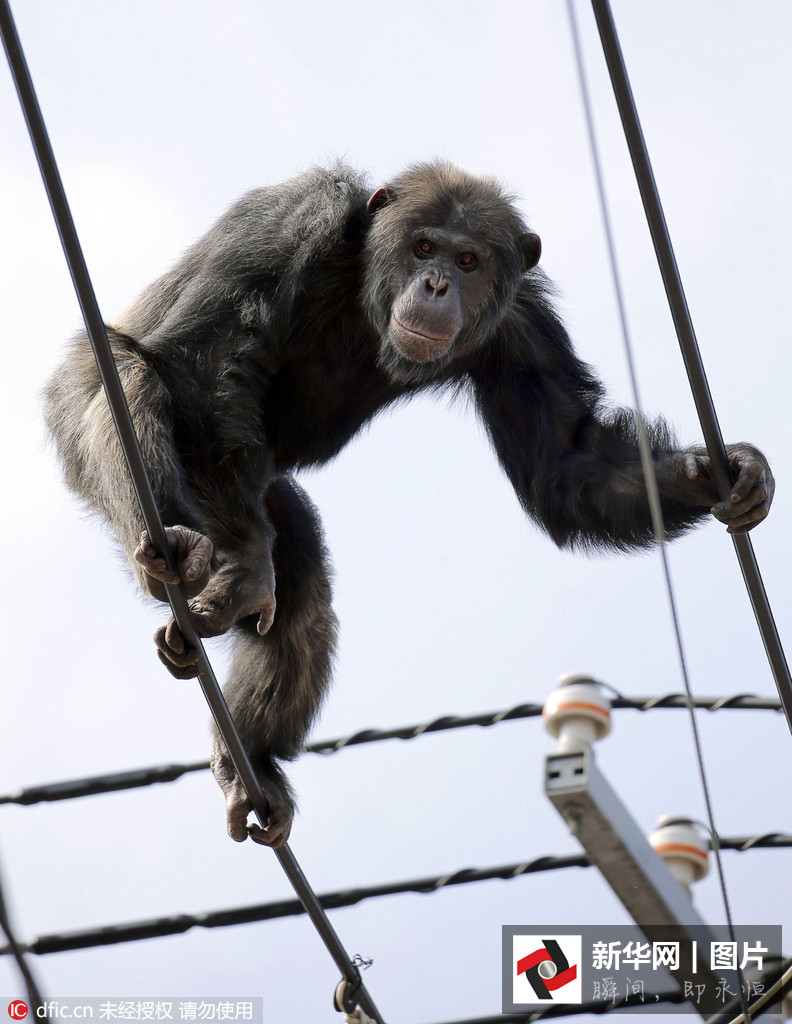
left=386, top=223, right=498, bottom=365
left=362, top=175, right=541, bottom=384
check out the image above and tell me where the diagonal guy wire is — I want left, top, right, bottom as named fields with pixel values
left=0, top=859, right=46, bottom=1014
left=589, top=0, right=792, bottom=732
left=571, top=4, right=784, bottom=1017
left=0, top=2, right=382, bottom=1018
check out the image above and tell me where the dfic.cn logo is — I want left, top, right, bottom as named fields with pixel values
left=8, top=1003, right=28, bottom=1020
left=513, top=935, right=582, bottom=1005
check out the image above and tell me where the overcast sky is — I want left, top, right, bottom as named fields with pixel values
left=1, top=1, right=791, bottom=1021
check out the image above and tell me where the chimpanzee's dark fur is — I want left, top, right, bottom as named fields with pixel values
left=44, top=162, right=773, bottom=846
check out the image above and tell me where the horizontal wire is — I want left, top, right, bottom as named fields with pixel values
left=0, top=694, right=782, bottom=807
left=426, top=957, right=792, bottom=1024
left=0, top=855, right=593, bottom=956
left=3, top=837, right=787, bottom=957
left=706, top=960, right=792, bottom=1024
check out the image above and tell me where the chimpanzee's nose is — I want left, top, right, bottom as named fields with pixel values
left=424, top=271, right=448, bottom=296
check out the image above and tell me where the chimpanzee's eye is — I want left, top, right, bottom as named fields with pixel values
left=457, top=253, right=478, bottom=270
left=415, top=240, right=434, bottom=258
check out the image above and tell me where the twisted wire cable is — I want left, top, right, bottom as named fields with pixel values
left=3, top=836, right=787, bottom=957
left=0, top=694, right=781, bottom=807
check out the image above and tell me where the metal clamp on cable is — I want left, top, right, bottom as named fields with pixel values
left=334, top=975, right=363, bottom=1015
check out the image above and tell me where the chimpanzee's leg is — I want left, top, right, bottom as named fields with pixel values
left=210, top=475, right=337, bottom=848
left=43, top=328, right=211, bottom=597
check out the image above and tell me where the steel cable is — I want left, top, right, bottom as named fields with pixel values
left=0, top=693, right=782, bottom=807
left=3, top=836, right=787, bottom=957
left=0, top=2, right=382, bottom=1017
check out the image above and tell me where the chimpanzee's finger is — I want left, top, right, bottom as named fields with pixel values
left=134, top=532, right=180, bottom=583
left=165, top=616, right=186, bottom=655
left=247, top=811, right=291, bottom=848
left=730, top=458, right=764, bottom=503
left=711, top=485, right=768, bottom=524
left=256, top=595, right=277, bottom=635
left=724, top=500, right=772, bottom=531
left=682, top=453, right=703, bottom=480
left=156, top=650, right=200, bottom=679
left=178, top=532, right=213, bottom=583
left=153, top=621, right=199, bottom=666
left=226, top=791, right=252, bottom=843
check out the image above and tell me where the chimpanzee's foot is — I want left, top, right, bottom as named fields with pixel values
left=134, top=526, right=214, bottom=601
left=211, top=748, right=295, bottom=849
left=154, top=563, right=276, bottom=678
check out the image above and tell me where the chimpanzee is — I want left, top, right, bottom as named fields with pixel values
left=44, top=162, right=774, bottom=848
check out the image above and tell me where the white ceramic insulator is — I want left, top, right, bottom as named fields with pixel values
left=542, top=674, right=611, bottom=750
left=648, top=816, right=710, bottom=893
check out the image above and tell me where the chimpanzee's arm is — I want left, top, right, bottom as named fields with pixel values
left=469, top=293, right=773, bottom=550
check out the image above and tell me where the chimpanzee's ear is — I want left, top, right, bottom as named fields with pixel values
left=367, top=187, right=393, bottom=215
left=520, top=232, right=542, bottom=271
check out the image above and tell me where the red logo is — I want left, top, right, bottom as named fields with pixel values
left=516, top=940, right=578, bottom=998
left=8, top=1004, right=28, bottom=1020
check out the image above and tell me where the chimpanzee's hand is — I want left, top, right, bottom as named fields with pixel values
left=210, top=743, right=294, bottom=849
left=134, top=526, right=213, bottom=601
left=679, top=443, right=774, bottom=535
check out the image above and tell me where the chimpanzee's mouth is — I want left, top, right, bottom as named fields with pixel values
left=392, top=318, right=453, bottom=344
left=390, top=318, right=457, bottom=363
